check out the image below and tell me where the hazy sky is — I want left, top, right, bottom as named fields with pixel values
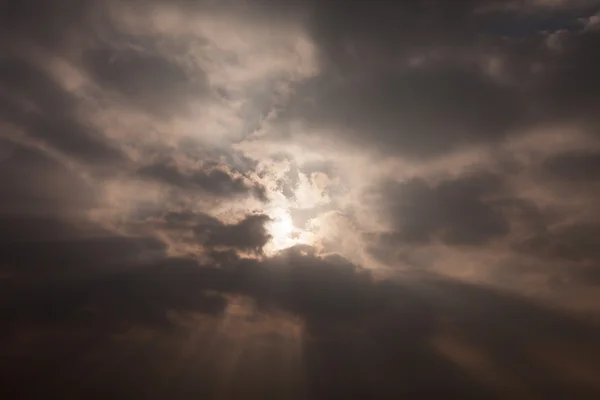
left=2, top=0, right=600, bottom=398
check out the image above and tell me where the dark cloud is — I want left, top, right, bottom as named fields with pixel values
left=0, top=241, right=374, bottom=331
left=374, top=171, right=510, bottom=247
left=0, top=210, right=166, bottom=276
left=0, top=141, right=98, bottom=215
left=0, top=260, right=228, bottom=330
left=284, top=65, right=526, bottom=158
left=475, top=7, right=600, bottom=125
left=230, top=246, right=372, bottom=320
left=0, top=142, right=164, bottom=276
left=266, top=2, right=520, bottom=159
left=3, top=247, right=600, bottom=398
left=270, top=1, right=600, bottom=158
left=138, top=162, right=268, bottom=201
left=181, top=144, right=262, bottom=177
left=304, top=0, right=482, bottom=70
left=0, top=1, right=119, bottom=162
left=0, top=222, right=165, bottom=275
left=541, top=150, right=600, bottom=182
left=516, top=222, right=600, bottom=263
left=0, top=0, right=100, bottom=50
left=300, top=280, right=600, bottom=399
left=82, top=43, right=209, bottom=115
left=192, top=168, right=267, bottom=202
left=292, top=68, right=521, bottom=157
left=163, top=210, right=221, bottom=228
left=494, top=197, right=549, bottom=236
left=158, top=211, right=272, bottom=253
left=0, top=57, right=123, bottom=162
left=199, top=214, right=272, bottom=253
left=537, top=25, right=600, bottom=121
left=3, top=0, right=600, bottom=398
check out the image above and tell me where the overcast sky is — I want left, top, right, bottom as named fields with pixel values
left=2, top=0, right=600, bottom=398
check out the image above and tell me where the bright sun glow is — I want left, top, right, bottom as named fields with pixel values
left=271, top=211, right=294, bottom=242
left=264, top=207, right=322, bottom=256
left=265, top=207, right=295, bottom=254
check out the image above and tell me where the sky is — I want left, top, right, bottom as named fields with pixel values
left=2, top=0, right=600, bottom=398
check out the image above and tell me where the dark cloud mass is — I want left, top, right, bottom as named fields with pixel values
left=285, top=65, right=526, bottom=158
left=0, top=57, right=123, bottom=162
left=3, top=0, right=600, bottom=399
left=373, top=171, right=511, bottom=246
left=541, top=150, right=600, bottom=182
left=194, top=213, right=272, bottom=253
left=138, top=162, right=268, bottom=201
left=83, top=43, right=208, bottom=115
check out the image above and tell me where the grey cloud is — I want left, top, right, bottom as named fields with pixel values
left=304, top=0, right=482, bottom=71
left=516, top=222, right=600, bottom=263
left=0, top=142, right=163, bottom=276
left=4, top=247, right=600, bottom=398
left=0, top=0, right=101, bottom=50
left=0, top=215, right=166, bottom=276
left=138, top=162, right=268, bottom=201
left=283, top=65, right=526, bottom=158
left=478, top=10, right=600, bottom=125
left=271, top=1, right=600, bottom=157
left=574, top=264, right=600, bottom=285
left=199, top=214, right=272, bottom=253
left=537, top=27, right=600, bottom=122
left=180, top=144, right=261, bottom=176
left=0, top=57, right=123, bottom=163
left=541, top=150, right=600, bottom=182
left=163, top=210, right=222, bottom=228
left=193, top=168, right=267, bottom=202
left=494, top=197, right=549, bottom=236
left=1, top=235, right=166, bottom=283
left=513, top=221, right=600, bottom=288
left=159, top=210, right=272, bottom=253
left=82, top=43, right=209, bottom=115
left=3, top=1, right=600, bottom=398
left=0, top=259, right=228, bottom=331
left=375, top=171, right=510, bottom=247
left=0, top=141, right=99, bottom=215
left=241, top=246, right=372, bottom=320
left=367, top=169, right=559, bottom=270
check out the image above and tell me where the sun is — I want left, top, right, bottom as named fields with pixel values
left=270, top=211, right=294, bottom=242
left=264, top=207, right=297, bottom=254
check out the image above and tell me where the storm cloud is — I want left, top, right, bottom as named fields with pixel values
left=2, top=0, right=600, bottom=398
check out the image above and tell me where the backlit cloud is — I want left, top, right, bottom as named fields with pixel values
left=3, top=0, right=600, bottom=398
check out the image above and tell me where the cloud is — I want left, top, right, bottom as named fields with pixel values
left=198, top=214, right=272, bottom=253
left=537, top=27, right=600, bottom=122
left=541, top=150, right=600, bottom=182
left=304, top=0, right=482, bottom=69
left=0, top=0, right=100, bottom=50
left=82, top=42, right=209, bottom=115
left=516, top=221, right=600, bottom=263
left=0, top=258, right=229, bottom=330
left=281, top=63, right=526, bottom=159
left=155, top=210, right=273, bottom=254
left=4, top=246, right=600, bottom=397
left=373, top=171, right=510, bottom=247
left=0, top=141, right=98, bottom=215
left=0, top=142, right=163, bottom=276
left=268, top=0, right=600, bottom=158
left=3, top=0, right=600, bottom=398
left=0, top=214, right=166, bottom=276
left=137, top=162, right=268, bottom=201
left=0, top=58, right=123, bottom=162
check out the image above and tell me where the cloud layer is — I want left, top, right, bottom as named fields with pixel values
left=2, top=0, right=600, bottom=398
